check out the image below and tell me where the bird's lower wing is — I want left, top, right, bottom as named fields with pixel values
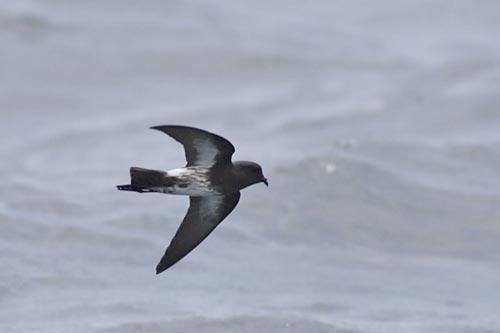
left=156, top=192, right=241, bottom=274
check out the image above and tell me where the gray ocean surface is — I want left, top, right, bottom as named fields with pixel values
left=1, top=1, right=500, bottom=332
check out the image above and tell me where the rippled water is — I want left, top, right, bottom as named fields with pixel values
left=1, top=1, right=500, bottom=332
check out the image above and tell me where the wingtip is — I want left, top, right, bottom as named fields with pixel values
left=155, top=261, right=169, bottom=275
left=149, top=125, right=178, bottom=133
left=155, top=254, right=181, bottom=274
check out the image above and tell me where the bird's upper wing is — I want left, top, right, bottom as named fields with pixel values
left=150, top=125, right=235, bottom=167
left=156, top=191, right=241, bottom=274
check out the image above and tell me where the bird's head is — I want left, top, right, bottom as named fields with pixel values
left=233, top=161, right=268, bottom=188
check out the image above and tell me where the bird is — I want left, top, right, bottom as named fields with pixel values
left=117, top=125, right=268, bottom=274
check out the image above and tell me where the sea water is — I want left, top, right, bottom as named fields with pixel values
left=1, top=1, right=500, bottom=332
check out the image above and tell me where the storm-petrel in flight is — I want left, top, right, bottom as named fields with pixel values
left=117, top=125, right=268, bottom=274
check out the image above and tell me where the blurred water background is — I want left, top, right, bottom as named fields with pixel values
left=1, top=0, right=500, bottom=332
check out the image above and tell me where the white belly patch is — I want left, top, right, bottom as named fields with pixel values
left=154, top=167, right=216, bottom=196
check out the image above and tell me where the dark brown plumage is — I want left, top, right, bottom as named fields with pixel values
left=117, top=125, right=267, bottom=274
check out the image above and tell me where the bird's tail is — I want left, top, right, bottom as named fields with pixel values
left=117, top=167, right=167, bottom=192
left=130, top=167, right=167, bottom=187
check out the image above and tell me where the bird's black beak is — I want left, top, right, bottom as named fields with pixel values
left=262, top=178, right=268, bottom=186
